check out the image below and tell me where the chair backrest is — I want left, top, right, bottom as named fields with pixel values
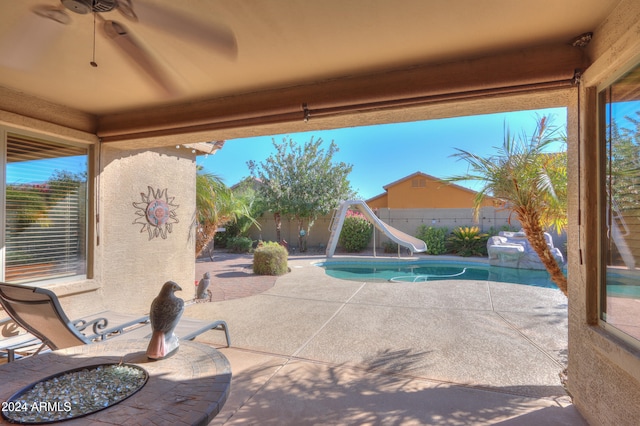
left=0, top=282, right=89, bottom=350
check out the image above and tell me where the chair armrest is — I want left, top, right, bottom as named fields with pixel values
left=73, top=317, right=109, bottom=338
left=74, top=313, right=150, bottom=341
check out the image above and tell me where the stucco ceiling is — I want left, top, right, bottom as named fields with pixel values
left=0, top=0, right=621, bottom=120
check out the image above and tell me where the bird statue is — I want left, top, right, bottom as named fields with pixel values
left=196, top=272, right=211, bottom=300
left=146, top=281, right=184, bottom=360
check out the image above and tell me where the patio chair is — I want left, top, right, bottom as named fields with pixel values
left=0, top=282, right=230, bottom=360
left=0, top=317, right=45, bottom=362
left=0, top=282, right=150, bottom=360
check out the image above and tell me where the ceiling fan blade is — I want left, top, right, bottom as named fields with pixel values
left=102, top=20, right=179, bottom=97
left=123, top=1, right=237, bottom=59
left=0, top=7, right=69, bottom=70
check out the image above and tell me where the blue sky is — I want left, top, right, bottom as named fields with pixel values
left=197, top=107, right=567, bottom=200
left=7, top=156, right=87, bottom=185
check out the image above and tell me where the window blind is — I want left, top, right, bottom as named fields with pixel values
left=5, top=136, right=87, bottom=283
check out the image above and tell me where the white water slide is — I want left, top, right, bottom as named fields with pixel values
left=326, top=200, right=427, bottom=257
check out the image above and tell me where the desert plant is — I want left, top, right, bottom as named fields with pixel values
left=339, top=210, right=373, bottom=252
left=447, top=226, right=489, bottom=257
left=227, top=236, right=253, bottom=253
left=253, top=242, right=288, bottom=275
left=415, top=225, right=448, bottom=255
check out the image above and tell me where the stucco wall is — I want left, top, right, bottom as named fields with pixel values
left=367, top=194, right=387, bottom=209
left=568, top=0, right=640, bottom=423
left=367, top=174, right=495, bottom=209
left=98, top=145, right=197, bottom=314
left=386, top=178, right=495, bottom=209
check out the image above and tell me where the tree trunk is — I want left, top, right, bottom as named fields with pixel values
left=196, top=223, right=217, bottom=258
left=297, top=218, right=307, bottom=252
left=274, top=212, right=282, bottom=242
left=517, top=209, right=568, bottom=296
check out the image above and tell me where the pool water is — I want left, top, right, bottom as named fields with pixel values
left=318, top=260, right=559, bottom=289
left=604, top=270, right=640, bottom=298
left=319, top=260, right=640, bottom=296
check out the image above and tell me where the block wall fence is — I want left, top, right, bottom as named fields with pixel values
left=244, top=207, right=567, bottom=254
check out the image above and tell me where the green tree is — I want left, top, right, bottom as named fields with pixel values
left=5, top=169, right=87, bottom=231
left=195, top=167, right=258, bottom=257
left=609, top=113, right=640, bottom=211
left=47, top=169, right=86, bottom=193
left=604, top=113, right=640, bottom=266
left=232, top=177, right=268, bottom=236
left=248, top=137, right=354, bottom=251
left=448, top=115, right=568, bottom=295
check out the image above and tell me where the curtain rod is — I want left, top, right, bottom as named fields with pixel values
left=100, top=77, right=577, bottom=143
left=305, top=78, right=576, bottom=120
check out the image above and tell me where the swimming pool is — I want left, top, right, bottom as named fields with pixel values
left=317, top=258, right=559, bottom=289
left=317, top=258, right=640, bottom=297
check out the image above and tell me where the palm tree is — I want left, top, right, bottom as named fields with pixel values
left=195, top=167, right=257, bottom=258
left=448, top=115, right=568, bottom=295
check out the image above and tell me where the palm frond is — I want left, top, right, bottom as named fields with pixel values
left=446, top=114, right=567, bottom=234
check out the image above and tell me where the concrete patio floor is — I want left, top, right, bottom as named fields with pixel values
left=187, top=253, right=586, bottom=425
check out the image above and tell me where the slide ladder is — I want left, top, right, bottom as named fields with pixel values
left=326, top=201, right=350, bottom=256
left=326, top=200, right=427, bottom=258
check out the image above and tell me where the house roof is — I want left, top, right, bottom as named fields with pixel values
left=0, top=1, right=620, bottom=146
left=383, top=171, right=434, bottom=190
left=366, top=192, right=388, bottom=204
left=230, top=177, right=262, bottom=191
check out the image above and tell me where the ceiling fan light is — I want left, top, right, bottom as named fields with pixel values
left=91, top=0, right=118, bottom=13
left=61, top=0, right=117, bottom=14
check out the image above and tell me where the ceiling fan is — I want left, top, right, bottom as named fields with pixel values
left=0, top=0, right=237, bottom=96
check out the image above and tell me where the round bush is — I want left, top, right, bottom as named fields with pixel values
left=339, top=212, right=373, bottom=252
left=253, top=242, right=288, bottom=275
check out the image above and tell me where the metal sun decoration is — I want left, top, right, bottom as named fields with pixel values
left=133, top=187, right=179, bottom=240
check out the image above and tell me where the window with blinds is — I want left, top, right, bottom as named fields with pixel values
left=4, top=136, right=87, bottom=283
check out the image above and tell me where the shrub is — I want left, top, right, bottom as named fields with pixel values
left=382, top=240, right=398, bottom=253
left=253, top=242, right=288, bottom=275
left=447, top=226, right=489, bottom=257
left=339, top=211, right=373, bottom=252
left=213, top=222, right=242, bottom=248
left=227, top=236, right=253, bottom=253
left=486, top=224, right=519, bottom=236
left=415, top=225, right=448, bottom=255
